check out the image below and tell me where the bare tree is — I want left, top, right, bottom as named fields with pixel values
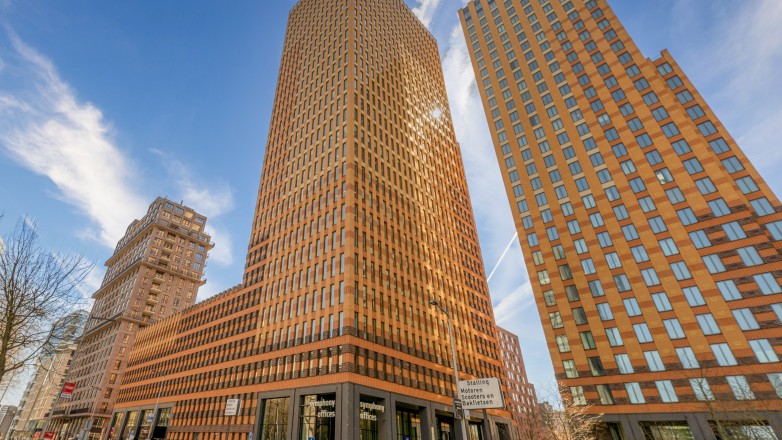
left=0, top=217, right=92, bottom=385
left=536, top=383, right=603, bottom=440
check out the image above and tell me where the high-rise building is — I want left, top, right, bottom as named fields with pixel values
left=50, top=198, right=212, bottom=440
left=0, top=406, right=17, bottom=440
left=460, top=0, right=782, bottom=438
left=6, top=311, right=87, bottom=440
left=110, top=1, right=514, bottom=439
left=496, top=327, right=540, bottom=439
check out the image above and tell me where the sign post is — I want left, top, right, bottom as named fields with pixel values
left=225, top=399, right=241, bottom=439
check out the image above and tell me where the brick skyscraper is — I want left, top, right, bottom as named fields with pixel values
left=497, top=327, right=540, bottom=439
left=50, top=198, right=212, bottom=440
left=111, top=0, right=514, bottom=439
left=460, top=0, right=782, bottom=438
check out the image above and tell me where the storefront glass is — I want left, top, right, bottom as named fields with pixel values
left=108, top=413, right=126, bottom=440
left=260, top=398, right=290, bottom=440
left=120, top=411, right=138, bottom=440
left=436, top=416, right=454, bottom=440
left=395, top=407, right=421, bottom=440
left=300, top=394, right=336, bottom=440
left=359, top=397, right=384, bottom=440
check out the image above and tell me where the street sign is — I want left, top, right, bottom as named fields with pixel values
left=453, top=398, right=464, bottom=420
left=225, top=398, right=241, bottom=416
left=61, top=382, right=76, bottom=399
left=146, top=413, right=154, bottom=423
left=458, top=378, right=504, bottom=409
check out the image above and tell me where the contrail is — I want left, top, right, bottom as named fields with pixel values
left=486, top=232, right=518, bottom=283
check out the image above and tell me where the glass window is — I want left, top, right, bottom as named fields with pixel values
left=697, top=313, right=721, bottom=335
left=723, top=222, right=747, bottom=240
left=580, top=331, right=596, bottom=349
left=563, top=359, right=578, bottom=378
left=597, top=303, right=613, bottom=321
left=702, top=254, right=725, bottom=274
left=556, top=335, right=571, bottom=352
left=606, top=327, right=623, bottom=346
left=726, top=376, right=755, bottom=400
left=690, top=378, right=714, bottom=401
left=597, top=385, right=615, bottom=405
left=769, top=373, right=782, bottom=398
left=732, top=309, right=759, bottom=330
left=749, top=339, right=780, bottom=363
left=717, top=280, right=742, bottom=301
left=676, top=347, right=699, bottom=369
left=623, top=298, right=641, bottom=316
left=634, top=323, right=653, bottom=343
left=656, top=380, right=678, bottom=403
left=644, top=350, right=665, bottom=371
left=683, top=286, right=705, bottom=306
left=711, top=343, right=737, bottom=366
left=663, top=318, right=686, bottom=339
left=626, top=382, right=645, bottom=404
left=651, top=292, right=672, bottom=311
left=671, top=261, right=693, bottom=280
left=737, top=246, right=763, bottom=266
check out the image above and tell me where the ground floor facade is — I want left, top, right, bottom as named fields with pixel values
left=47, top=414, right=109, bottom=440
left=110, top=383, right=516, bottom=440
left=598, top=411, right=782, bottom=440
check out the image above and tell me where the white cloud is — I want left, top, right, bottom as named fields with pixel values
left=0, top=29, right=147, bottom=247
left=411, top=0, right=442, bottom=29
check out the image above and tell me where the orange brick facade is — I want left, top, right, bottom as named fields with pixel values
left=460, top=0, right=782, bottom=438
left=50, top=198, right=211, bottom=440
left=112, top=1, right=514, bottom=440
left=496, top=327, right=541, bottom=439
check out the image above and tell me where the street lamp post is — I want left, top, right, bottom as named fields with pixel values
left=145, top=370, right=163, bottom=440
left=430, top=300, right=468, bottom=440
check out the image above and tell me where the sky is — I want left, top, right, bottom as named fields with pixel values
left=2, top=0, right=782, bottom=406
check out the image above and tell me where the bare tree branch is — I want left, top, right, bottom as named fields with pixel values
left=0, top=217, right=92, bottom=384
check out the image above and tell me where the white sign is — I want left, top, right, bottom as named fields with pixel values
left=458, top=378, right=504, bottom=409
left=225, top=398, right=241, bottom=416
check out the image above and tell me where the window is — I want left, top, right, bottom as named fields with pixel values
left=589, top=280, right=605, bottom=297
left=606, top=252, right=622, bottom=269
left=697, top=120, right=718, bottom=136
left=661, top=122, right=679, bottom=138
left=717, top=280, right=742, bottom=301
left=573, top=307, right=588, bottom=325
left=736, top=176, right=759, bottom=194
left=606, top=327, right=623, bottom=346
left=651, top=292, right=672, bottom=311
left=644, top=350, right=665, bottom=371
left=614, top=274, right=630, bottom=292
left=683, top=158, right=704, bottom=174
left=596, top=385, right=615, bottom=405
left=696, top=313, right=721, bottom=335
left=623, top=298, right=641, bottom=316
left=589, top=357, right=605, bottom=376
left=711, top=343, right=737, bottom=366
left=695, top=177, right=717, bottom=195
left=563, top=360, right=578, bottom=378
left=709, top=198, right=731, bottom=216
left=549, top=312, right=563, bottom=328
left=638, top=196, right=656, bottom=212
left=671, top=261, right=692, bottom=280
left=597, top=303, right=613, bottom=321
left=726, top=376, right=755, bottom=400
left=769, top=373, right=782, bottom=398
left=615, top=354, right=633, bottom=374
left=755, top=273, right=782, bottom=294
left=634, top=323, right=653, bottom=343
left=690, top=378, right=714, bottom=401
left=733, top=309, right=759, bottom=330
left=689, top=230, right=711, bottom=249
left=666, top=187, right=685, bottom=204
left=663, top=319, right=686, bottom=339
left=683, top=286, right=706, bottom=306
left=641, top=268, right=660, bottom=286
left=656, top=380, right=678, bottom=403
left=737, top=246, right=763, bottom=266
left=722, top=156, right=745, bottom=173
left=749, top=339, right=779, bottom=363
left=677, top=208, right=697, bottom=225
left=659, top=238, right=679, bottom=256
left=723, top=222, right=747, bottom=240
left=709, top=138, right=730, bottom=154
left=631, top=245, right=649, bottom=263
left=570, top=386, right=586, bottom=406
left=556, top=335, right=571, bottom=352
left=625, top=383, right=645, bottom=404
left=676, top=347, right=699, bottom=369
left=580, top=331, right=596, bottom=349
left=702, top=254, right=725, bottom=274
left=565, top=285, right=580, bottom=302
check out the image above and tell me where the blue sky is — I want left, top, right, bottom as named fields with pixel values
left=2, top=0, right=782, bottom=406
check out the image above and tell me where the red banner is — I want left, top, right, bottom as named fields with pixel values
left=61, top=382, right=76, bottom=398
